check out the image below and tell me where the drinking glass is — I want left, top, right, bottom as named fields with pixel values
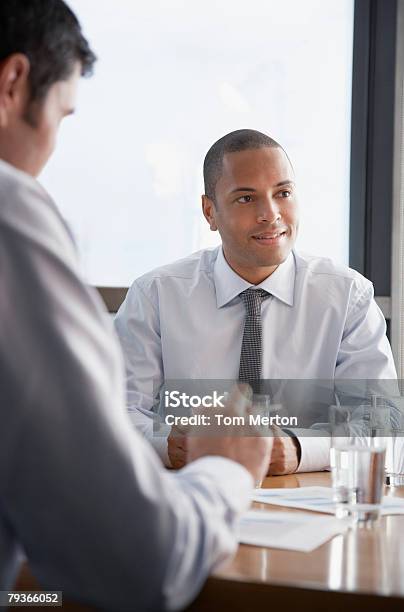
left=250, top=393, right=271, bottom=488
left=329, top=405, right=353, bottom=516
left=385, top=407, right=404, bottom=487
left=367, top=396, right=404, bottom=488
left=329, top=404, right=386, bottom=523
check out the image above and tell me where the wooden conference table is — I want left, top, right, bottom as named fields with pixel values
left=16, top=473, right=404, bottom=611
left=188, top=472, right=404, bottom=612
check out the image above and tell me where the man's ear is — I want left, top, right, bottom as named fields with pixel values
left=0, top=54, right=30, bottom=127
left=201, top=195, right=218, bottom=231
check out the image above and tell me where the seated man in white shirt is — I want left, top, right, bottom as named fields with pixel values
left=114, top=129, right=397, bottom=474
left=0, top=4, right=272, bottom=610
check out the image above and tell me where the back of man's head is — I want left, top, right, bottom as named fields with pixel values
left=0, top=0, right=96, bottom=103
left=203, top=129, right=288, bottom=203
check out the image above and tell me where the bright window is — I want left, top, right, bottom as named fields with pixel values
left=41, top=0, right=354, bottom=286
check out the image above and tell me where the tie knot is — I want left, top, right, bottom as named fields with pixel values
left=239, top=288, right=270, bottom=317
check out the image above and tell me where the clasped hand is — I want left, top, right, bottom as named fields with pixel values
left=167, top=414, right=299, bottom=475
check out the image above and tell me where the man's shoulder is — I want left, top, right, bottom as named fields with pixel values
left=294, top=251, right=372, bottom=292
left=0, top=160, right=77, bottom=269
left=134, top=248, right=219, bottom=291
left=0, top=159, right=54, bottom=228
left=0, top=159, right=46, bottom=202
left=0, top=160, right=33, bottom=213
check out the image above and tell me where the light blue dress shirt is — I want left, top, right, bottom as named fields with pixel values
left=115, top=246, right=397, bottom=472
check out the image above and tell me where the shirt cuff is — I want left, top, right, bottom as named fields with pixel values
left=150, top=435, right=171, bottom=467
left=294, top=432, right=331, bottom=473
left=128, top=409, right=172, bottom=467
left=180, top=456, right=254, bottom=515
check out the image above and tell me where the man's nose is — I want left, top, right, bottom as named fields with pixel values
left=256, top=195, right=281, bottom=224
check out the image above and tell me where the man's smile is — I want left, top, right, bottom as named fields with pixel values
left=251, top=229, right=288, bottom=245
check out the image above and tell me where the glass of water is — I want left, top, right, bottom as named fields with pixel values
left=368, top=396, right=404, bottom=488
left=250, top=393, right=271, bottom=488
left=329, top=404, right=386, bottom=523
left=329, top=405, right=354, bottom=516
left=385, top=408, right=404, bottom=487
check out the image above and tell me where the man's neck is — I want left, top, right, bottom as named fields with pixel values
left=222, top=250, right=279, bottom=285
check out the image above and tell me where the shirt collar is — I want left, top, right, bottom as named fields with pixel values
left=213, top=247, right=295, bottom=308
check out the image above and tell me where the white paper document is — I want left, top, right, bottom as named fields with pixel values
left=253, top=486, right=404, bottom=515
left=238, top=509, right=349, bottom=552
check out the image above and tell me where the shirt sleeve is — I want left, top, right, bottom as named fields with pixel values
left=295, top=280, right=397, bottom=473
left=114, top=280, right=171, bottom=465
left=0, top=178, right=253, bottom=611
left=335, top=281, right=397, bottom=379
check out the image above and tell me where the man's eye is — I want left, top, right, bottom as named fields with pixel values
left=279, top=190, right=291, bottom=198
left=237, top=195, right=253, bottom=203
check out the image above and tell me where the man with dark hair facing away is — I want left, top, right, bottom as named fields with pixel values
left=0, top=3, right=272, bottom=609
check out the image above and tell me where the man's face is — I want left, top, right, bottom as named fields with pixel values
left=202, top=147, right=299, bottom=283
left=0, top=57, right=80, bottom=177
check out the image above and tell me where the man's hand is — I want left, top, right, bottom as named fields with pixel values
left=267, top=425, right=300, bottom=475
left=167, top=425, right=188, bottom=469
left=187, top=385, right=273, bottom=486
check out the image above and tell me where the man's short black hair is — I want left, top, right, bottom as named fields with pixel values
left=203, top=129, right=288, bottom=203
left=0, top=0, right=96, bottom=102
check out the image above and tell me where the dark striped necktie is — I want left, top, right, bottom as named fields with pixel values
left=238, top=288, right=270, bottom=392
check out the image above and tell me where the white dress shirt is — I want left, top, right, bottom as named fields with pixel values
left=0, top=159, right=253, bottom=611
left=114, top=246, right=397, bottom=472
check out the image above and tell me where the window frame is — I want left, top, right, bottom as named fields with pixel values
left=350, top=0, right=398, bottom=325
